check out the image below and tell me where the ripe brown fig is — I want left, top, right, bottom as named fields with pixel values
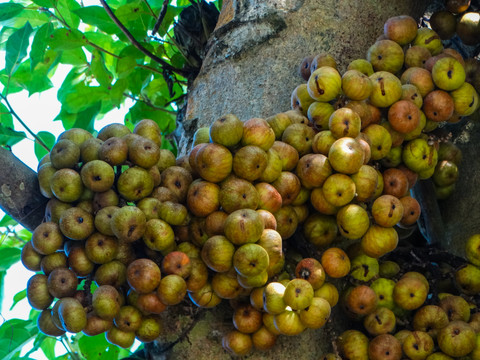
left=321, top=247, right=350, bottom=278
left=382, top=168, right=409, bottom=198
left=423, top=90, right=455, bottom=122
left=127, top=258, right=161, bottom=294
left=368, top=334, right=402, bottom=360
left=388, top=99, right=420, bottom=134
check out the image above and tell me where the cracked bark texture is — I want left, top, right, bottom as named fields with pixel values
left=178, top=0, right=429, bottom=156
left=0, top=147, right=47, bottom=232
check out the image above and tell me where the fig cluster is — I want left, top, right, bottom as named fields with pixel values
left=19, top=11, right=480, bottom=359
left=429, top=0, right=480, bottom=47
left=322, top=232, right=480, bottom=360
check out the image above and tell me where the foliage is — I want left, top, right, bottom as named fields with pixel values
left=0, top=0, right=220, bottom=358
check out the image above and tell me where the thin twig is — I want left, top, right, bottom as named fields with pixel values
left=141, top=0, right=157, bottom=18
left=164, top=93, right=186, bottom=106
left=152, top=0, right=170, bottom=35
left=99, top=0, right=189, bottom=77
left=0, top=94, right=50, bottom=152
left=86, top=41, right=120, bottom=59
left=137, top=63, right=164, bottom=75
left=40, top=7, right=120, bottom=60
left=60, top=336, right=81, bottom=360
left=159, top=21, right=194, bottom=66
left=123, top=93, right=178, bottom=115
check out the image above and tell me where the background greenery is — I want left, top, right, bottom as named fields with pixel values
left=0, top=0, right=220, bottom=358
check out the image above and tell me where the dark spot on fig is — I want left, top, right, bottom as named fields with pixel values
left=78, top=217, right=84, bottom=224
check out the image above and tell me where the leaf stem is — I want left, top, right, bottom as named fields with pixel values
left=0, top=94, right=50, bottom=152
left=99, top=0, right=189, bottom=77
left=123, top=93, right=178, bottom=114
left=141, top=0, right=157, bottom=18
left=60, top=336, right=81, bottom=360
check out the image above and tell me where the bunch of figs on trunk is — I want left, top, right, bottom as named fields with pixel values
left=23, top=10, right=480, bottom=359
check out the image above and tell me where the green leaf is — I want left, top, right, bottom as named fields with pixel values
left=56, top=67, right=87, bottom=102
left=0, top=123, right=26, bottom=147
left=0, top=271, right=5, bottom=313
left=34, top=131, right=56, bottom=161
left=142, top=77, right=169, bottom=106
left=0, top=78, right=21, bottom=95
left=9, top=288, right=26, bottom=311
left=56, top=101, right=102, bottom=131
left=114, top=1, right=150, bottom=39
left=32, top=0, right=56, bottom=7
left=125, top=67, right=151, bottom=95
left=78, top=333, right=131, bottom=360
left=0, top=3, right=24, bottom=22
left=109, top=79, right=127, bottom=108
left=0, top=247, right=21, bottom=271
left=127, top=101, right=176, bottom=133
left=115, top=56, right=137, bottom=79
left=74, top=101, right=102, bottom=132
left=48, top=28, right=87, bottom=51
left=91, top=50, right=113, bottom=88
left=5, top=22, right=33, bottom=77
left=15, top=228, right=32, bottom=242
left=30, top=22, right=54, bottom=71
left=55, top=0, right=81, bottom=28
left=74, top=6, right=119, bottom=35
left=0, top=102, right=13, bottom=128
left=84, top=32, right=125, bottom=71
left=40, top=335, right=57, bottom=359
left=59, top=83, right=108, bottom=113
left=0, top=9, right=49, bottom=29
left=0, top=27, right=15, bottom=51
left=161, top=135, right=177, bottom=157
left=0, top=214, right=17, bottom=228
left=9, top=60, right=54, bottom=96
left=170, top=52, right=186, bottom=71
left=59, top=48, right=87, bottom=66
left=0, top=319, right=39, bottom=360
left=54, top=107, right=76, bottom=129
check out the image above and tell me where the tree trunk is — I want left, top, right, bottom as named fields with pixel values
left=178, top=0, right=429, bottom=154
left=162, top=1, right=430, bottom=359
left=0, top=147, right=47, bottom=232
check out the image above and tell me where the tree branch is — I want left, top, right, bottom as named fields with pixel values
left=0, top=147, right=47, bottom=232
left=152, top=0, right=169, bottom=35
left=99, top=0, right=189, bottom=77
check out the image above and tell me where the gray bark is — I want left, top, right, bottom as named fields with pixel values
left=0, top=147, right=47, bottom=231
left=179, top=0, right=429, bottom=155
